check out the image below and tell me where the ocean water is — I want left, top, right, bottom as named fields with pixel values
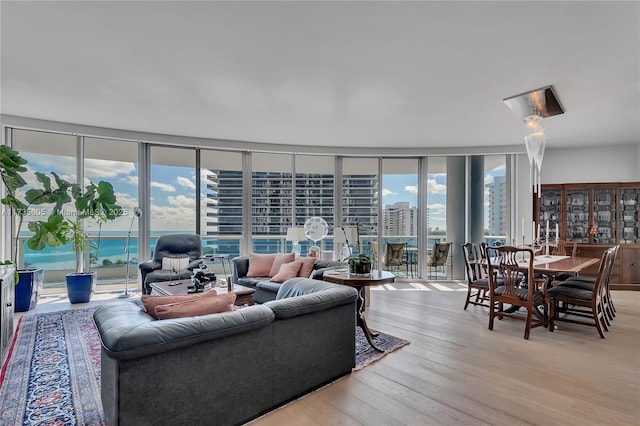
left=23, top=236, right=140, bottom=270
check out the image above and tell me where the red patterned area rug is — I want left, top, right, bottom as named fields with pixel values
left=0, top=308, right=103, bottom=426
left=0, top=306, right=409, bottom=424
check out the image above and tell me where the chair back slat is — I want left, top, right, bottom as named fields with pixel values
left=462, top=243, right=483, bottom=282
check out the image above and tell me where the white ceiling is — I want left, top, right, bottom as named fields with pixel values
left=1, top=1, right=639, bottom=151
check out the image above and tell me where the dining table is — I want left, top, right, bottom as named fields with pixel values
left=477, top=253, right=601, bottom=318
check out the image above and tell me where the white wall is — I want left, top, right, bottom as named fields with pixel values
left=541, top=145, right=639, bottom=183
left=515, top=144, right=639, bottom=242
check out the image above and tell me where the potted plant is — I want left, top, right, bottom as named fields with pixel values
left=29, top=180, right=123, bottom=303
left=0, top=146, right=72, bottom=311
left=1, top=145, right=122, bottom=306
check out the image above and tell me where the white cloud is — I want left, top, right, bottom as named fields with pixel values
left=405, top=185, right=418, bottom=194
left=427, top=178, right=446, bottom=194
left=167, top=195, right=196, bottom=208
left=382, top=188, right=397, bottom=197
left=125, top=175, right=138, bottom=185
left=176, top=176, right=196, bottom=189
left=85, top=159, right=136, bottom=180
left=427, top=202, right=446, bottom=215
left=151, top=181, right=176, bottom=192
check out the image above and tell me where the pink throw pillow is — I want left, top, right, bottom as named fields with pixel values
left=247, top=253, right=277, bottom=277
left=296, top=256, right=316, bottom=278
left=154, top=293, right=237, bottom=320
left=141, top=290, right=218, bottom=320
left=269, top=252, right=295, bottom=277
left=270, top=261, right=303, bottom=283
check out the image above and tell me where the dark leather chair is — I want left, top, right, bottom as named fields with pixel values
left=138, top=234, right=203, bottom=294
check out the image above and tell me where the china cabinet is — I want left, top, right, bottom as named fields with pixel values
left=535, top=182, right=640, bottom=290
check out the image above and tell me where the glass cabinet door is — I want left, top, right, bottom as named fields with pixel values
left=539, top=188, right=562, bottom=241
left=565, top=188, right=590, bottom=243
left=619, top=187, right=640, bottom=244
left=592, top=188, right=616, bottom=244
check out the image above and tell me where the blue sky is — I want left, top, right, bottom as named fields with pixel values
left=21, top=154, right=504, bottom=234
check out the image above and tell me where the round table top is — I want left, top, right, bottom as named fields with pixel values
left=323, top=269, right=395, bottom=287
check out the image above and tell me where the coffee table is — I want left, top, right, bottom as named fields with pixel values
left=149, top=279, right=256, bottom=306
left=323, top=269, right=395, bottom=352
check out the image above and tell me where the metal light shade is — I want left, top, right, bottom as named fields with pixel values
left=503, top=85, right=564, bottom=121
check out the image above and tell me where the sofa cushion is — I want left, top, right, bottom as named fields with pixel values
left=256, top=280, right=282, bottom=293
left=141, top=290, right=218, bottom=320
left=270, top=261, right=302, bottom=283
left=155, top=293, right=237, bottom=320
left=237, top=277, right=265, bottom=288
left=296, top=256, right=317, bottom=278
left=269, top=253, right=296, bottom=277
left=247, top=253, right=277, bottom=277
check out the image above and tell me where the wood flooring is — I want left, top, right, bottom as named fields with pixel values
left=251, top=281, right=640, bottom=426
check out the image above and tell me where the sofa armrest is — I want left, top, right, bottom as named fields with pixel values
left=264, top=277, right=357, bottom=319
left=232, top=256, right=250, bottom=282
left=139, top=259, right=161, bottom=273
left=93, top=302, right=274, bottom=361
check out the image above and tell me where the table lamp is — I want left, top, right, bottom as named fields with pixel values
left=286, top=227, right=307, bottom=256
left=334, top=226, right=358, bottom=260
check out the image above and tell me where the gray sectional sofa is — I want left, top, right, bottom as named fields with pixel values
left=231, top=255, right=346, bottom=303
left=93, top=278, right=358, bottom=426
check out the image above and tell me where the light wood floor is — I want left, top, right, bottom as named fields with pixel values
left=14, top=281, right=640, bottom=425
left=251, top=282, right=640, bottom=426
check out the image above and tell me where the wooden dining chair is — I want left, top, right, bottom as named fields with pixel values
left=486, top=246, right=550, bottom=340
left=551, top=245, right=619, bottom=330
left=548, top=246, right=617, bottom=338
left=461, top=243, right=492, bottom=310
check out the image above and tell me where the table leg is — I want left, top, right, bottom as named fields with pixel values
left=356, top=287, right=383, bottom=352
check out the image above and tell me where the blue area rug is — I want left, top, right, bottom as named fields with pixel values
left=0, top=305, right=409, bottom=424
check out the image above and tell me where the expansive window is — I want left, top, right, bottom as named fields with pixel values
left=11, top=129, right=77, bottom=287
left=382, top=158, right=419, bottom=276
left=200, top=149, right=243, bottom=258
left=294, top=155, right=334, bottom=255
left=484, top=155, right=508, bottom=246
left=149, top=144, right=197, bottom=261
left=3, top=123, right=519, bottom=288
left=426, top=157, right=447, bottom=246
left=342, top=158, right=378, bottom=256
left=84, top=137, right=139, bottom=286
left=251, top=153, right=293, bottom=253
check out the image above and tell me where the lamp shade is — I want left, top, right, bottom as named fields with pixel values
left=334, top=226, right=358, bottom=244
left=286, top=227, right=307, bottom=242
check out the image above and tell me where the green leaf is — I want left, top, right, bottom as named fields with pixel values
left=26, top=215, right=70, bottom=251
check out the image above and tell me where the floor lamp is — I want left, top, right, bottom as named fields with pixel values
left=119, top=207, right=141, bottom=298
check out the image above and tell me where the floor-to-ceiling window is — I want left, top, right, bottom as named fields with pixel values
left=251, top=152, right=293, bottom=253
left=200, top=149, right=243, bottom=259
left=84, top=137, right=139, bottom=286
left=149, top=146, right=197, bottom=254
left=3, top=123, right=517, bottom=288
left=342, top=158, right=379, bottom=257
left=382, top=158, right=419, bottom=276
left=484, top=155, right=508, bottom=246
left=294, top=155, right=334, bottom=256
left=11, top=129, right=77, bottom=287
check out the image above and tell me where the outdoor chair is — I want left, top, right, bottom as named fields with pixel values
left=426, top=242, right=451, bottom=279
